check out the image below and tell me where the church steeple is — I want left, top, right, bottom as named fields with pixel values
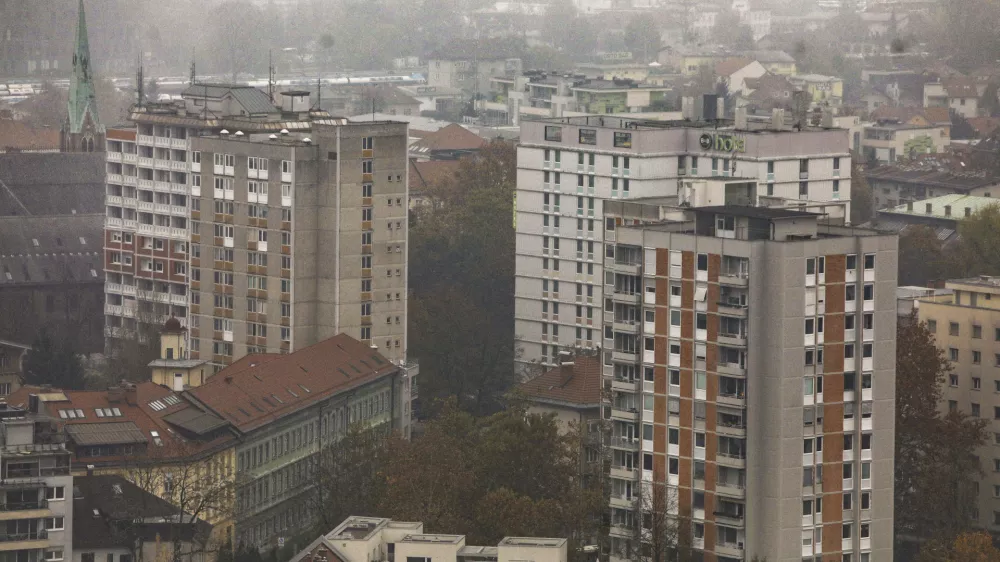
left=62, top=0, right=104, bottom=153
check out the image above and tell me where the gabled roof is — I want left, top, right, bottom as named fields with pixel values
left=967, top=116, right=1000, bottom=137
left=715, top=58, right=753, bottom=77
left=408, top=159, right=461, bottom=192
left=74, top=475, right=212, bottom=550
left=286, top=534, right=349, bottom=562
left=751, top=50, right=795, bottom=63
left=0, top=152, right=105, bottom=216
left=518, top=355, right=601, bottom=408
left=181, top=84, right=277, bottom=115
left=65, top=421, right=147, bottom=445
left=410, top=124, right=487, bottom=154
left=186, top=334, right=398, bottom=432
left=943, top=77, right=978, bottom=98
left=0, top=214, right=104, bottom=285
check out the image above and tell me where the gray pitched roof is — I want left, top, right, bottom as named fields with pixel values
left=0, top=153, right=105, bottom=216
left=181, top=84, right=277, bottom=115
left=66, top=421, right=148, bottom=445
left=0, top=214, right=104, bottom=285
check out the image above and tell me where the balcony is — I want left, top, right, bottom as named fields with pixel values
left=716, top=420, right=747, bottom=438
left=716, top=392, right=746, bottom=408
left=137, top=134, right=154, bottom=145
left=609, top=493, right=637, bottom=509
left=611, top=291, right=641, bottom=305
left=609, top=436, right=640, bottom=451
left=717, top=300, right=748, bottom=318
left=717, top=331, right=747, bottom=347
left=106, top=152, right=122, bottom=163
left=170, top=138, right=188, bottom=150
left=609, top=407, right=639, bottom=422
left=609, top=466, right=638, bottom=480
left=718, top=270, right=749, bottom=287
left=607, top=259, right=641, bottom=276
left=713, top=510, right=745, bottom=527
left=715, top=541, right=744, bottom=559
left=717, top=361, right=746, bottom=377
left=612, top=319, right=640, bottom=334
left=716, top=482, right=746, bottom=499
left=611, top=378, right=638, bottom=393
left=716, top=452, right=746, bottom=468
left=611, top=349, right=638, bottom=363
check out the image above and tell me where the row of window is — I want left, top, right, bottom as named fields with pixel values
left=931, top=319, right=1000, bottom=340
left=209, top=153, right=293, bottom=174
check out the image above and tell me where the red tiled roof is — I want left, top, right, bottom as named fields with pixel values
left=411, top=123, right=487, bottom=153
left=715, top=57, right=753, bottom=77
left=6, top=381, right=235, bottom=464
left=921, top=107, right=951, bottom=125
left=0, top=120, right=60, bottom=152
left=967, top=116, right=1000, bottom=137
left=408, top=158, right=462, bottom=192
left=944, top=77, right=978, bottom=98
left=518, top=355, right=602, bottom=407
left=186, top=334, right=398, bottom=431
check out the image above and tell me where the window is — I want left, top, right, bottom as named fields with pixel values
left=974, top=351, right=982, bottom=365
left=44, top=550, right=63, bottom=561
left=46, top=487, right=65, bottom=500
left=950, top=322, right=960, bottom=336
left=362, top=136, right=374, bottom=150
left=974, top=324, right=983, bottom=339
left=44, top=517, right=64, bottom=531
left=950, top=348, right=959, bottom=361
left=362, top=160, right=373, bottom=174
left=927, top=319, right=937, bottom=332
left=846, top=254, right=857, bottom=270
left=614, top=132, right=632, bottom=148
left=544, top=126, right=562, bottom=142
left=863, top=253, right=875, bottom=270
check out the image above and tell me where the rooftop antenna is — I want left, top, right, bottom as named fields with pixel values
left=268, top=50, right=275, bottom=104
left=189, top=49, right=196, bottom=85
left=136, top=53, right=144, bottom=107
left=316, top=76, right=322, bottom=112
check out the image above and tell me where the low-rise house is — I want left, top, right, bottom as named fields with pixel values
left=924, top=77, right=983, bottom=119
left=72, top=474, right=213, bottom=562
left=715, top=58, right=766, bottom=96
left=864, top=167, right=1000, bottom=209
left=0, top=338, right=29, bottom=395
left=517, top=355, right=601, bottom=434
left=789, top=74, right=844, bottom=105
left=861, top=121, right=949, bottom=163
left=288, top=517, right=567, bottom=562
left=409, top=123, right=487, bottom=160
left=408, top=159, right=462, bottom=209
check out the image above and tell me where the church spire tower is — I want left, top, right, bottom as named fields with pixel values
left=61, top=0, right=104, bottom=153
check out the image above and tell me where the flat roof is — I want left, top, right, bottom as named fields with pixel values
left=532, top=115, right=838, bottom=133
left=946, top=276, right=1000, bottom=289
left=401, top=534, right=464, bottom=544
left=694, top=205, right=819, bottom=219
left=498, top=537, right=567, bottom=548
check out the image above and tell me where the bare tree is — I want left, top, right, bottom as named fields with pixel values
left=122, top=442, right=234, bottom=562
left=103, top=287, right=170, bottom=386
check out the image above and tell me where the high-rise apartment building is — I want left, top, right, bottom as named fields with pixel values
left=514, top=116, right=853, bottom=372
left=0, top=402, right=74, bottom=562
left=917, top=276, right=1000, bottom=531
left=597, top=201, right=896, bottom=561
left=104, top=87, right=409, bottom=368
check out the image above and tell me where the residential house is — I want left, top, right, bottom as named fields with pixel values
left=966, top=116, right=1000, bottom=139
left=518, top=355, right=602, bottom=434
left=750, top=50, right=796, bottom=75
left=287, top=517, right=567, bottom=562
left=410, top=123, right=487, bottom=161
left=407, top=159, right=461, bottom=209
left=738, top=73, right=799, bottom=110
left=715, top=58, right=767, bottom=96
left=396, top=85, right=466, bottom=115
left=72, top=474, right=213, bottom=562
left=427, top=39, right=522, bottom=95
left=789, top=74, right=844, bottom=105
left=864, top=165, right=1000, bottom=209
left=866, top=193, right=1000, bottom=243
left=924, top=77, right=982, bottom=119
left=869, top=106, right=951, bottom=138
left=861, top=121, right=949, bottom=163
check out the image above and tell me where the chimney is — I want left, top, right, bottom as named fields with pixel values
left=681, top=96, right=695, bottom=120
left=123, top=382, right=137, bottom=406
left=86, top=465, right=94, bottom=477
left=771, top=108, right=785, bottom=129
left=735, top=107, right=748, bottom=130
left=821, top=107, right=834, bottom=128
left=107, top=387, right=123, bottom=404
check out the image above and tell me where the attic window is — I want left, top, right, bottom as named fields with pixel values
left=298, top=384, right=311, bottom=393
left=55, top=238, right=62, bottom=247
left=162, top=395, right=180, bottom=406
left=148, top=400, right=166, bottom=411
left=150, top=431, right=163, bottom=446
left=32, top=239, right=39, bottom=247
left=286, top=388, right=298, bottom=398
left=90, top=269, right=98, bottom=278
left=79, top=237, right=86, bottom=245
left=270, top=394, right=284, bottom=404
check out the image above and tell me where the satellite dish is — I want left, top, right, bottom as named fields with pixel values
left=303, top=137, right=312, bottom=144
left=234, top=131, right=244, bottom=136
left=280, top=129, right=290, bottom=135
left=269, top=134, right=278, bottom=140
left=220, top=129, right=230, bottom=135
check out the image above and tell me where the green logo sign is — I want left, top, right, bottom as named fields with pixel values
left=699, top=133, right=746, bottom=153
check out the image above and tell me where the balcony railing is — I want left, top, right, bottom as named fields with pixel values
left=0, top=530, right=47, bottom=542
left=0, top=500, right=47, bottom=511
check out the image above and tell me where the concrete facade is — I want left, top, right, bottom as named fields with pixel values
left=514, top=116, right=855, bottom=373
left=600, top=203, right=896, bottom=561
left=918, top=277, right=1000, bottom=531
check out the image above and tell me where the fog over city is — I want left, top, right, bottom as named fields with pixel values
left=6, top=0, right=1000, bottom=561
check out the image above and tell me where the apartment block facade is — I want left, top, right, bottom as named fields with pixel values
left=514, top=116, right=854, bottom=372
left=0, top=405, right=74, bottom=562
left=187, top=122, right=408, bottom=367
left=601, top=203, right=896, bottom=561
left=917, top=276, right=1000, bottom=531
left=104, top=86, right=409, bottom=370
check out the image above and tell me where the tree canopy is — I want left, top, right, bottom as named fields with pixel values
left=23, top=329, right=85, bottom=390
left=311, top=403, right=606, bottom=556
left=408, top=141, right=518, bottom=416
left=895, top=317, right=986, bottom=555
